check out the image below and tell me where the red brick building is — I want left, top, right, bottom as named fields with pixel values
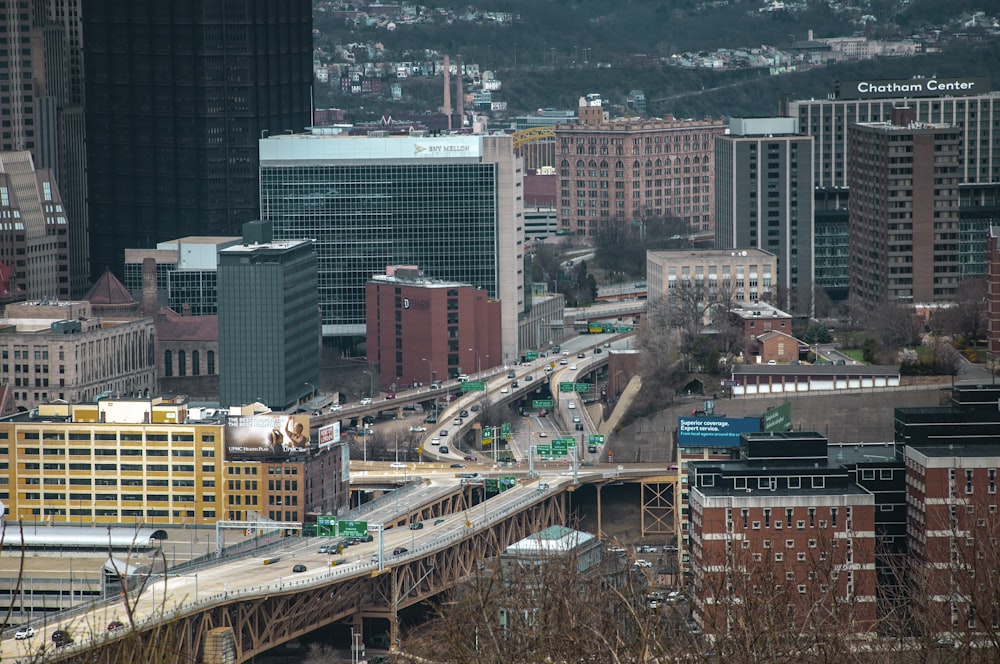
left=729, top=302, right=794, bottom=344
left=988, top=228, right=1000, bottom=357
left=688, top=433, right=878, bottom=636
left=554, top=111, right=727, bottom=237
left=366, top=267, right=502, bottom=390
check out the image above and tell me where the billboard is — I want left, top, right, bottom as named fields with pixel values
left=678, top=416, right=760, bottom=448
left=318, top=422, right=341, bottom=449
left=761, top=402, right=792, bottom=433
left=836, top=77, right=989, bottom=100
left=225, top=413, right=313, bottom=460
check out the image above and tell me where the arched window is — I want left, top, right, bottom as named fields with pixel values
left=178, top=350, right=186, bottom=377
left=192, top=351, right=200, bottom=376
left=164, top=350, right=173, bottom=377
left=208, top=351, right=216, bottom=375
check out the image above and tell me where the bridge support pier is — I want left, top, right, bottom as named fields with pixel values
left=595, top=483, right=604, bottom=539
left=202, top=626, right=236, bottom=664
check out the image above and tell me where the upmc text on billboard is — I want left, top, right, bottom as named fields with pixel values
left=836, top=77, right=990, bottom=100
left=678, top=416, right=760, bottom=448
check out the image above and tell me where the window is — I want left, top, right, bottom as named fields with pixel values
left=786, top=539, right=795, bottom=549
left=774, top=553, right=783, bottom=562
left=752, top=521, right=761, bottom=530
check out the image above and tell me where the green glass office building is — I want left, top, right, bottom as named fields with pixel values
left=259, top=133, right=524, bottom=363
left=218, top=232, right=320, bottom=409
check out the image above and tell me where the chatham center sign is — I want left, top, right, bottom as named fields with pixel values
left=837, top=77, right=990, bottom=100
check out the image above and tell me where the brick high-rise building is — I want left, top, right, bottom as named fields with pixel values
left=554, top=105, right=726, bottom=237
left=82, top=0, right=313, bottom=281
left=848, top=107, right=961, bottom=309
left=989, top=227, right=1000, bottom=357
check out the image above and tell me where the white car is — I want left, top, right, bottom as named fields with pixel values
left=559, top=359, right=568, bottom=365
left=570, top=364, right=577, bottom=370
left=360, top=397, right=372, bottom=405
left=409, top=426, right=427, bottom=433
left=568, top=401, right=576, bottom=409
left=328, top=404, right=343, bottom=412
left=390, top=462, right=407, bottom=469
left=430, top=437, right=441, bottom=446
left=632, top=559, right=653, bottom=569
left=500, top=386, right=510, bottom=393
left=14, top=626, right=34, bottom=640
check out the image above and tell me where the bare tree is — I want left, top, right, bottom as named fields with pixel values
left=928, top=278, right=988, bottom=344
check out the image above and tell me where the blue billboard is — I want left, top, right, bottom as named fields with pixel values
left=678, top=416, right=760, bottom=448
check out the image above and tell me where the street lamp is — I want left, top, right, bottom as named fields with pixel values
left=362, top=370, right=374, bottom=398
left=304, top=382, right=316, bottom=402
left=468, top=348, right=481, bottom=377
left=421, top=358, right=433, bottom=386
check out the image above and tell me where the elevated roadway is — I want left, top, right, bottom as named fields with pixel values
left=3, top=464, right=679, bottom=664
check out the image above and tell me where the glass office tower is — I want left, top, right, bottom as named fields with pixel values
left=259, top=133, right=524, bottom=363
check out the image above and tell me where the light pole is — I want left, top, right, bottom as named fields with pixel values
left=361, top=370, right=374, bottom=398
left=421, top=358, right=433, bottom=386
left=304, top=382, right=315, bottom=403
left=468, top=348, right=481, bottom=377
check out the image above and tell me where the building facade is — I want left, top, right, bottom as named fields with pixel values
left=0, top=151, right=70, bottom=301
left=813, top=188, right=850, bottom=302
left=646, top=248, right=777, bottom=307
left=715, top=118, right=815, bottom=316
left=989, top=227, right=1000, bottom=357
left=0, top=300, right=155, bottom=410
left=848, top=108, right=962, bottom=309
left=365, top=269, right=502, bottom=389
left=688, top=432, right=878, bottom=636
left=259, top=132, right=525, bottom=364
left=0, top=0, right=88, bottom=297
left=554, top=113, right=727, bottom=237
left=218, top=227, right=320, bottom=410
left=82, top=0, right=313, bottom=281
left=0, top=397, right=350, bottom=526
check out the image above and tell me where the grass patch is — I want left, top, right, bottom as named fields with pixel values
left=842, top=349, right=865, bottom=363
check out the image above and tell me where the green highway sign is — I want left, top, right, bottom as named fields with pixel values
left=462, top=381, right=485, bottom=392
left=317, top=515, right=337, bottom=537
left=559, top=382, right=575, bottom=393
left=536, top=445, right=552, bottom=456
left=588, top=434, right=606, bottom=445
left=337, top=520, right=369, bottom=538
left=525, top=351, right=539, bottom=360
left=532, top=399, right=554, bottom=408
left=482, top=427, right=495, bottom=444
left=501, top=422, right=512, bottom=439
left=614, top=325, right=633, bottom=333
left=553, top=437, right=576, bottom=446
left=574, top=383, right=593, bottom=392
left=485, top=478, right=500, bottom=494
left=499, top=476, right=517, bottom=489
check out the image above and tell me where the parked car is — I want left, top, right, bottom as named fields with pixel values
left=14, top=626, right=34, bottom=640
left=292, top=564, right=307, bottom=573
left=360, top=397, right=372, bottom=405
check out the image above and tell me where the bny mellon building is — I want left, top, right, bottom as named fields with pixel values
left=259, top=132, right=525, bottom=363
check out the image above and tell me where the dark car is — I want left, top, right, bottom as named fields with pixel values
left=409, top=521, right=424, bottom=530
left=52, top=630, right=74, bottom=648
left=450, top=463, right=465, bottom=468
left=393, top=547, right=408, bottom=555
left=577, top=352, right=586, bottom=358
left=440, top=429, right=449, bottom=436
left=460, top=409, right=469, bottom=417
left=464, top=455, right=476, bottom=461
left=107, top=620, right=124, bottom=632
left=594, top=348, right=602, bottom=354
left=292, top=564, right=307, bottom=573
left=470, top=404, right=481, bottom=412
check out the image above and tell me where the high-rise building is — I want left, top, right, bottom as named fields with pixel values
left=554, top=102, right=727, bottom=237
left=217, top=223, right=320, bottom=410
left=259, top=132, right=525, bottom=364
left=0, top=0, right=88, bottom=297
left=989, top=227, right=1000, bottom=357
left=82, top=0, right=313, bottom=281
left=848, top=107, right=961, bottom=309
left=783, top=77, right=999, bottom=189
left=0, top=151, right=70, bottom=300
left=715, top=118, right=815, bottom=315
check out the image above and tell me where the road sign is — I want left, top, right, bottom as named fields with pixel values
left=614, top=325, right=633, bottom=333
left=525, top=351, right=539, bottom=361
left=588, top=434, right=606, bottom=445
left=574, top=383, right=592, bottom=393
left=532, top=399, right=554, bottom=408
left=337, top=520, right=369, bottom=538
left=482, top=427, right=494, bottom=444
left=499, top=476, right=517, bottom=489
left=317, top=515, right=337, bottom=537
left=462, top=381, right=485, bottom=392
left=485, top=478, right=500, bottom=494
left=559, top=382, right=575, bottom=393
left=721, top=380, right=740, bottom=387
left=553, top=437, right=575, bottom=446
left=536, top=445, right=552, bottom=456
left=501, top=422, right=511, bottom=439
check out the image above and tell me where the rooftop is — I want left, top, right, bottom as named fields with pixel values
left=505, top=525, right=595, bottom=555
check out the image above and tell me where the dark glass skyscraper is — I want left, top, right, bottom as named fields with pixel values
left=82, top=0, right=313, bottom=280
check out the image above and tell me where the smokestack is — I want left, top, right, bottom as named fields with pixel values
left=141, top=257, right=158, bottom=316
left=455, top=56, right=464, bottom=128
left=443, top=55, right=452, bottom=130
